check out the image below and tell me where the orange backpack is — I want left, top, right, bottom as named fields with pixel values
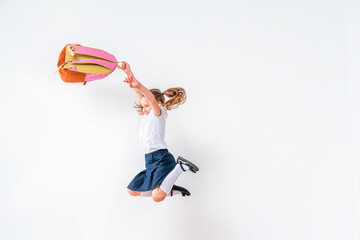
left=56, top=44, right=119, bottom=85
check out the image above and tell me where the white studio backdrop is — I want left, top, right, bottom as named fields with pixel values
left=0, top=0, right=359, bottom=239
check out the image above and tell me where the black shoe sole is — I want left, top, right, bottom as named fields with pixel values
left=171, top=184, right=191, bottom=196
left=177, top=156, right=199, bottom=173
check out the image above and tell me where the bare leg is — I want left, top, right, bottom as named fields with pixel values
left=127, top=189, right=141, bottom=196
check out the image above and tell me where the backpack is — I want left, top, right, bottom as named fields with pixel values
left=56, top=44, right=119, bottom=85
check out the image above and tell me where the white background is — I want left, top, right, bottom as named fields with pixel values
left=0, top=0, right=359, bottom=239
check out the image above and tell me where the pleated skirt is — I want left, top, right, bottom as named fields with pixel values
left=127, top=149, right=176, bottom=192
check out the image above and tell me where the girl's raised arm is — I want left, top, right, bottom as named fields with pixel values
left=138, top=84, right=161, bottom=116
left=124, top=76, right=161, bottom=116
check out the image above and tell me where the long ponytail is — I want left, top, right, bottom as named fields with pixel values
left=162, top=87, right=187, bottom=110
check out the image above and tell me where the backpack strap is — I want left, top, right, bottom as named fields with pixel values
left=54, top=60, right=71, bottom=74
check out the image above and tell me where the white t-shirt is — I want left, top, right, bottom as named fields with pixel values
left=139, top=104, right=168, bottom=154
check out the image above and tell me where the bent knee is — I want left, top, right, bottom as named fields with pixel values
left=127, top=189, right=140, bottom=196
left=152, top=192, right=166, bottom=202
left=152, top=195, right=166, bottom=202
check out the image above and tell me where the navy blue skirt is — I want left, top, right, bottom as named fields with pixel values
left=127, top=149, right=177, bottom=192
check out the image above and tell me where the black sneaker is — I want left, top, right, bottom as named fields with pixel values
left=177, top=156, right=199, bottom=173
left=170, top=185, right=191, bottom=197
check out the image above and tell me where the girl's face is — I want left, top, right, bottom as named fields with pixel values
left=141, top=97, right=151, bottom=116
left=141, top=97, right=162, bottom=116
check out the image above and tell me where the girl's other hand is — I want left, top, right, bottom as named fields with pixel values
left=124, top=76, right=141, bottom=89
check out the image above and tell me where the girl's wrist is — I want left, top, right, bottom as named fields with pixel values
left=126, top=71, right=134, bottom=77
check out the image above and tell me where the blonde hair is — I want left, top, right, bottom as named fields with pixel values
left=134, top=87, right=186, bottom=115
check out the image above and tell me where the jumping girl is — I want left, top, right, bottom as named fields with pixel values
left=118, top=61, right=199, bottom=202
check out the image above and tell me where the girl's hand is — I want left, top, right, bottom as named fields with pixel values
left=117, top=61, right=133, bottom=76
left=124, top=76, right=141, bottom=89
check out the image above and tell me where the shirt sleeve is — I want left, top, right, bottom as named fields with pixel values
left=150, top=104, right=167, bottom=119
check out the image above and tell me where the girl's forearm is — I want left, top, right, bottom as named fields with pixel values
left=132, top=88, right=143, bottom=103
left=126, top=71, right=134, bottom=77
left=124, top=70, right=141, bottom=102
left=138, top=84, right=161, bottom=116
left=139, top=84, right=157, bottom=104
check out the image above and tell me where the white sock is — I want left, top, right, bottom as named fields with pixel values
left=140, top=191, right=152, bottom=197
left=159, top=164, right=186, bottom=194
